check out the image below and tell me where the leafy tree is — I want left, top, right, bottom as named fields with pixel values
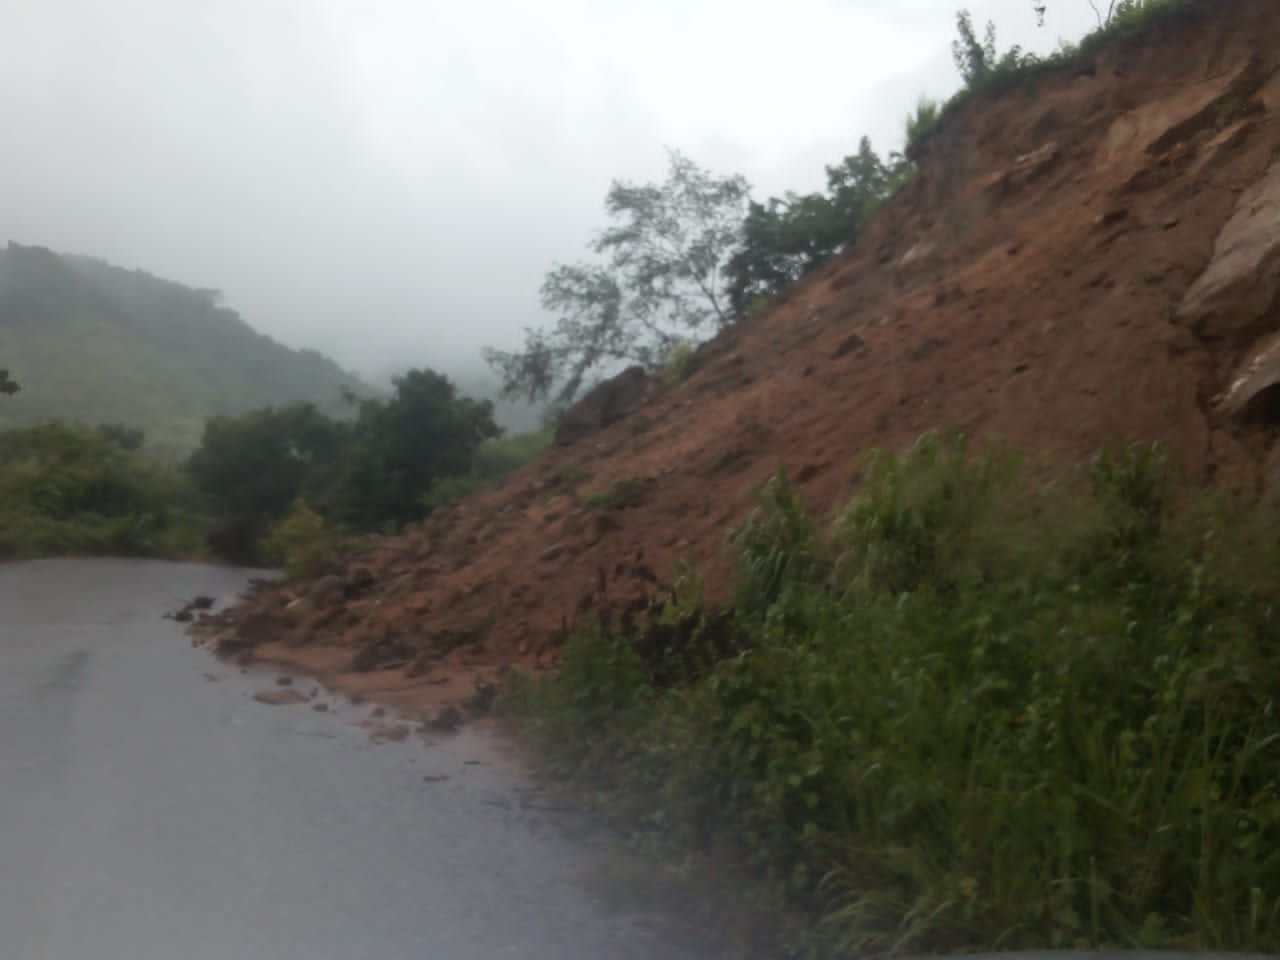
left=0, top=369, right=17, bottom=396
left=486, top=150, right=750, bottom=403
left=187, top=403, right=351, bottom=520
left=952, top=10, right=1002, bottom=86
left=327, top=369, right=500, bottom=529
left=726, top=138, right=899, bottom=312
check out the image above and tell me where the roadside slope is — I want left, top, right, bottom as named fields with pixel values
left=202, top=0, right=1280, bottom=723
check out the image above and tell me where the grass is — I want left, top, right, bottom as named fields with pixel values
left=584, top=477, right=648, bottom=510
left=501, top=431, right=1280, bottom=956
left=663, top=341, right=697, bottom=389
left=263, top=498, right=367, bottom=580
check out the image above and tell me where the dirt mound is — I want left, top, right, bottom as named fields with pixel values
left=197, top=0, right=1280, bottom=723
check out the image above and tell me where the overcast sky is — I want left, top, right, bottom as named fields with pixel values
left=1, top=0, right=1101, bottom=385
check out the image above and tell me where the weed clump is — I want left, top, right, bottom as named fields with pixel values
left=502, top=431, right=1280, bottom=954
left=585, top=477, right=649, bottom=510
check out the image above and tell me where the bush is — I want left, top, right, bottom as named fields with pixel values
left=904, top=97, right=942, bottom=156
left=421, top=429, right=551, bottom=513
left=662, top=341, right=697, bottom=389
left=264, top=499, right=356, bottom=580
left=0, top=420, right=205, bottom=559
left=502, top=433, right=1280, bottom=955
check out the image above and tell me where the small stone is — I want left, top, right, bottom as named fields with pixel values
left=368, top=724, right=410, bottom=743
left=427, top=705, right=463, bottom=733
left=312, top=702, right=329, bottom=712
left=1095, top=207, right=1128, bottom=227
left=275, top=675, right=293, bottom=686
left=252, top=689, right=306, bottom=706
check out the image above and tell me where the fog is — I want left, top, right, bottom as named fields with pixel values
left=1, top=0, right=1100, bottom=387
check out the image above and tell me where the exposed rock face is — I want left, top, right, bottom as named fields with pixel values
left=554, top=366, right=648, bottom=446
left=1179, top=160, right=1280, bottom=344
left=1222, top=335, right=1280, bottom=419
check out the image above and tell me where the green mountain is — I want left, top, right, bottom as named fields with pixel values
left=0, top=242, right=367, bottom=457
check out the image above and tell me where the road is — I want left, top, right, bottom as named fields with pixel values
left=0, top=558, right=707, bottom=960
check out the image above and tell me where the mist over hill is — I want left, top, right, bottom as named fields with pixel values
left=0, top=242, right=369, bottom=455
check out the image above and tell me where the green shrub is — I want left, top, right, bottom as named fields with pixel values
left=0, top=420, right=206, bottom=559
left=503, top=433, right=1280, bottom=955
left=904, top=97, right=942, bottom=155
left=662, top=341, right=697, bottom=389
left=264, top=499, right=353, bottom=580
left=421, top=429, right=552, bottom=513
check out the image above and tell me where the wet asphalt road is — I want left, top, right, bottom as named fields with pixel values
left=0, top=558, right=706, bottom=960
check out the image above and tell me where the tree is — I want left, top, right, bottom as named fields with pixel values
left=188, top=403, right=351, bottom=520
left=486, top=150, right=750, bottom=403
left=1, top=369, right=18, bottom=396
left=327, top=369, right=500, bottom=529
left=952, top=10, right=1000, bottom=86
left=726, top=137, right=899, bottom=313
left=952, top=10, right=1035, bottom=90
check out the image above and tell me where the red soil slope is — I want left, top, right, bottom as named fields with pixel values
left=199, top=0, right=1280, bottom=726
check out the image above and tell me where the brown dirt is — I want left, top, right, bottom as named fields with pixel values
left=195, top=0, right=1280, bottom=726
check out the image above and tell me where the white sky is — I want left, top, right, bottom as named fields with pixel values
left=0, top=0, right=1101, bottom=383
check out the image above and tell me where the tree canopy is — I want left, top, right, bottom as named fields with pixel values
left=485, top=150, right=750, bottom=404
left=188, top=403, right=350, bottom=520
left=187, top=368, right=500, bottom=537
left=0, top=369, right=17, bottom=396
left=328, top=369, right=500, bottom=529
left=726, top=137, right=902, bottom=314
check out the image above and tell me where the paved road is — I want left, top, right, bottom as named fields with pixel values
left=0, top=558, right=706, bottom=960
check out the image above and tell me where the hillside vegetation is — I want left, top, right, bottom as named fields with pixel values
left=0, top=242, right=366, bottom=456
left=505, top=435, right=1280, bottom=954
left=0, top=421, right=205, bottom=559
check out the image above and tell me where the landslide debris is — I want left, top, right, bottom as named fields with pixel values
left=196, top=0, right=1280, bottom=725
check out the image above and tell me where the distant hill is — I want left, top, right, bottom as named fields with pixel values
left=0, top=243, right=368, bottom=456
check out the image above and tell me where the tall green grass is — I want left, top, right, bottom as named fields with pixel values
left=502, top=432, right=1280, bottom=955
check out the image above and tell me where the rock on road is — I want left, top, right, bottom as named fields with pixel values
left=0, top=558, right=706, bottom=960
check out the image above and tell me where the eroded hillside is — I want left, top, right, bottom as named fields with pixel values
left=201, top=0, right=1280, bottom=725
